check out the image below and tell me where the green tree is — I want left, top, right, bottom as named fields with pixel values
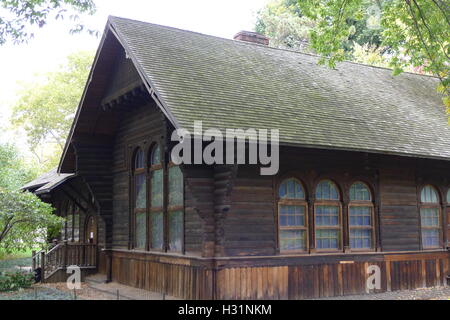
left=0, top=191, right=62, bottom=252
left=255, top=0, right=383, bottom=53
left=0, top=143, right=63, bottom=252
left=0, top=0, right=96, bottom=45
left=12, top=50, right=94, bottom=170
left=255, top=0, right=315, bottom=51
left=297, top=0, right=449, bottom=115
left=0, top=144, right=35, bottom=191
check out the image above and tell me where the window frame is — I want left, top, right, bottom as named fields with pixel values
left=419, top=185, right=442, bottom=250
left=132, top=148, right=147, bottom=250
left=348, top=182, right=375, bottom=252
left=277, top=177, right=309, bottom=253
left=167, top=162, right=185, bottom=253
left=148, top=144, right=164, bottom=252
left=314, top=180, right=343, bottom=252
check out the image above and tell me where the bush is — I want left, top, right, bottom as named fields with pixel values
left=0, top=271, right=34, bottom=292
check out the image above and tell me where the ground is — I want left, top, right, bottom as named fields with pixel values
left=318, top=286, right=450, bottom=300
left=1, top=254, right=450, bottom=300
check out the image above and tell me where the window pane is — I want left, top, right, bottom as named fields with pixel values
left=316, top=180, right=339, bottom=200
left=447, top=189, right=450, bottom=204
left=421, top=186, right=438, bottom=203
left=169, top=166, right=183, bottom=207
left=150, top=211, right=164, bottom=249
left=350, top=229, right=372, bottom=249
left=315, top=205, right=339, bottom=226
left=151, top=169, right=163, bottom=207
left=135, top=212, right=146, bottom=249
left=135, top=173, right=146, bottom=209
left=66, top=213, right=73, bottom=241
left=135, top=149, right=144, bottom=169
left=279, top=178, right=304, bottom=199
left=349, top=206, right=372, bottom=226
left=150, top=145, right=161, bottom=165
left=349, top=183, right=371, bottom=201
left=422, top=229, right=440, bottom=248
left=279, top=205, right=305, bottom=227
left=169, top=210, right=183, bottom=252
left=73, top=212, right=79, bottom=242
left=279, top=230, right=306, bottom=251
left=316, top=229, right=339, bottom=249
left=420, top=208, right=439, bottom=227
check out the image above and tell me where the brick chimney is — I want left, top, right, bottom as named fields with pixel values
left=233, top=31, right=269, bottom=46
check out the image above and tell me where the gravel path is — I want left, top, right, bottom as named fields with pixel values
left=0, top=286, right=74, bottom=300
left=318, top=286, right=450, bottom=300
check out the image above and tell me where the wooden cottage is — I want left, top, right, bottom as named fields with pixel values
left=26, top=16, right=450, bottom=299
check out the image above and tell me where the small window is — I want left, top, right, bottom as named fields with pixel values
left=446, top=189, right=450, bottom=204
left=349, top=182, right=371, bottom=201
left=315, top=180, right=341, bottom=250
left=150, top=145, right=161, bottom=166
left=316, top=180, right=339, bottom=200
left=420, top=185, right=441, bottom=249
left=421, top=185, right=439, bottom=204
left=348, top=182, right=374, bottom=250
left=278, top=178, right=308, bottom=252
left=135, top=148, right=144, bottom=170
left=133, top=148, right=146, bottom=249
left=149, top=144, right=163, bottom=250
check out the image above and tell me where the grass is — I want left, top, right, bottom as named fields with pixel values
left=0, top=249, right=34, bottom=261
left=0, top=249, right=34, bottom=273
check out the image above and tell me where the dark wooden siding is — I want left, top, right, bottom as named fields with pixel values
left=220, top=147, right=450, bottom=256
left=224, top=165, right=276, bottom=256
left=112, top=102, right=164, bottom=249
left=102, top=47, right=141, bottom=102
left=379, top=167, right=421, bottom=251
left=182, top=165, right=214, bottom=256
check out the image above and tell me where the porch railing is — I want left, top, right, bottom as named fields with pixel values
left=32, top=242, right=97, bottom=281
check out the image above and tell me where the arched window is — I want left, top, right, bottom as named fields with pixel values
left=133, top=148, right=146, bottom=249
left=65, top=202, right=74, bottom=242
left=278, top=178, right=308, bottom=252
left=168, top=165, right=184, bottom=252
left=149, top=145, right=164, bottom=250
left=348, top=182, right=374, bottom=250
left=315, top=180, right=341, bottom=250
left=420, top=185, right=441, bottom=249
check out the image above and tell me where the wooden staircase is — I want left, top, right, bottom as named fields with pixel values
left=32, top=242, right=97, bottom=283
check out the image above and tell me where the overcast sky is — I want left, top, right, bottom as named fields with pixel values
left=0, top=0, right=269, bottom=144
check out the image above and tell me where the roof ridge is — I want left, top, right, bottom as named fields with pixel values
left=108, top=15, right=439, bottom=80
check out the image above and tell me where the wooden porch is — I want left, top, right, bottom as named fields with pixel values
left=32, top=242, right=98, bottom=283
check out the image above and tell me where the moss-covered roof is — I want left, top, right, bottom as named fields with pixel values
left=109, top=16, right=450, bottom=160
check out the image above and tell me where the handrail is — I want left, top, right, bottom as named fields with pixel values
left=46, top=243, right=63, bottom=255
left=32, top=242, right=97, bottom=282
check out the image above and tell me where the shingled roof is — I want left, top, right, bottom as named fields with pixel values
left=63, top=16, right=450, bottom=168
left=22, top=169, right=74, bottom=195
